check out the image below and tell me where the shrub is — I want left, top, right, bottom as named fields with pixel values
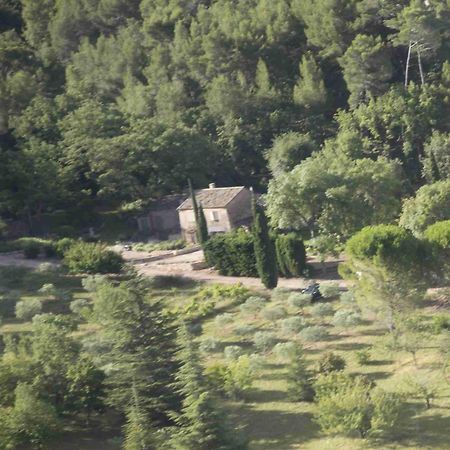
left=224, top=345, right=243, bottom=360
left=203, top=229, right=257, bottom=276
left=280, top=317, right=307, bottom=335
left=275, top=233, right=307, bottom=277
left=69, top=298, right=91, bottom=318
left=289, top=292, right=312, bottom=309
left=310, top=303, right=334, bottom=317
left=55, top=289, right=72, bottom=302
left=199, top=337, right=220, bottom=353
left=206, top=355, right=254, bottom=400
left=234, top=325, right=256, bottom=337
left=331, top=310, right=362, bottom=328
left=81, top=275, right=109, bottom=292
left=55, top=238, right=76, bottom=258
left=299, top=326, right=328, bottom=342
left=314, top=373, right=402, bottom=437
left=339, top=291, right=359, bottom=311
left=15, top=298, right=42, bottom=321
left=0, top=291, right=20, bottom=318
left=64, top=242, right=123, bottom=274
left=253, top=331, right=276, bottom=352
left=431, top=314, right=450, bottom=334
left=273, top=342, right=298, bottom=361
left=425, top=220, right=450, bottom=282
left=36, top=263, right=59, bottom=274
left=262, top=305, right=287, bottom=322
left=319, top=284, right=341, bottom=299
left=133, top=239, right=186, bottom=252
left=356, top=349, right=371, bottom=365
left=317, top=352, right=346, bottom=373
left=287, top=345, right=315, bottom=402
left=38, top=283, right=56, bottom=297
left=271, top=287, right=292, bottom=302
left=239, top=296, right=268, bottom=315
left=214, top=313, right=234, bottom=328
left=23, top=241, right=40, bottom=259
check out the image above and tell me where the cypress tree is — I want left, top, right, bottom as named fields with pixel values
left=287, top=345, right=315, bottom=402
left=188, top=179, right=199, bottom=224
left=171, top=323, right=246, bottom=450
left=196, top=204, right=209, bottom=245
left=275, top=233, right=306, bottom=278
left=252, top=198, right=278, bottom=289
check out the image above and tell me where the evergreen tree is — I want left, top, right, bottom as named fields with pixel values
left=293, top=53, right=327, bottom=111
left=92, top=280, right=180, bottom=423
left=287, top=345, right=315, bottom=402
left=171, top=323, right=246, bottom=450
left=123, top=385, right=159, bottom=450
left=252, top=198, right=278, bottom=289
left=196, top=204, right=209, bottom=245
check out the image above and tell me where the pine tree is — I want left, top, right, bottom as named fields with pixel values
left=196, top=204, right=209, bottom=244
left=93, top=280, right=181, bottom=423
left=287, top=345, right=315, bottom=402
left=255, top=58, right=275, bottom=98
left=171, top=323, right=246, bottom=450
left=293, top=53, right=327, bottom=111
left=123, top=385, right=159, bottom=450
left=252, top=198, right=278, bottom=289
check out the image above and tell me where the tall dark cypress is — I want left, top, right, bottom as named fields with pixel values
left=252, top=197, right=278, bottom=289
left=188, top=179, right=199, bottom=222
left=196, top=204, right=209, bottom=244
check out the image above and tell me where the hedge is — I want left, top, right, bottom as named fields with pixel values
left=275, top=233, right=306, bottom=277
left=203, top=229, right=257, bottom=277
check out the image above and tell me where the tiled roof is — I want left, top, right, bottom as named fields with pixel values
left=178, top=187, right=246, bottom=210
left=146, top=194, right=186, bottom=211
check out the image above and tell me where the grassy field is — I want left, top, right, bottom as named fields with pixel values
left=1, top=266, right=450, bottom=449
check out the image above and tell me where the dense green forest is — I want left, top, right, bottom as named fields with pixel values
left=1, top=0, right=449, bottom=243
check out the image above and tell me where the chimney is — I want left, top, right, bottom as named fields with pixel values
left=209, top=182, right=216, bottom=189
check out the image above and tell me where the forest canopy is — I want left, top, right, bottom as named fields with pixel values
left=0, top=0, right=449, bottom=242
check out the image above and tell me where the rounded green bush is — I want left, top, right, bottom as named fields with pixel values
left=310, top=303, right=334, bottom=317
left=331, top=310, right=362, bottom=328
left=64, top=242, right=123, bottom=274
left=15, top=298, right=42, bottom=321
left=262, top=305, right=288, bottom=322
left=317, top=351, right=346, bottom=373
left=299, top=325, right=329, bottom=342
left=289, top=292, right=312, bottom=309
left=280, top=316, right=307, bottom=334
left=253, top=331, right=276, bottom=352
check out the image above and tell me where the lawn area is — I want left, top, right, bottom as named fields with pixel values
left=1, top=267, right=450, bottom=449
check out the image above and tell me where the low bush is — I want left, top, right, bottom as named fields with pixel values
left=38, top=284, right=56, bottom=297
left=206, top=355, right=254, bottom=400
left=234, top=325, right=256, bottom=337
left=203, top=229, right=257, bottom=276
left=273, top=342, right=298, bottom=361
left=317, top=352, right=346, bottom=373
left=199, top=337, right=220, bottom=353
left=253, top=331, right=276, bottom=352
left=132, top=239, right=186, bottom=252
left=320, top=284, right=341, bottom=299
left=356, top=348, right=371, bottom=365
left=224, top=345, right=243, bottom=360
left=64, top=242, right=123, bottom=274
left=81, top=275, right=109, bottom=292
left=69, top=298, right=91, bottom=319
left=239, top=296, right=268, bottom=315
left=36, top=263, right=59, bottom=274
left=431, top=314, right=450, bottom=334
left=280, top=316, right=307, bottom=335
left=214, top=313, right=234, bottom=328
left=262, top=305, right=287, bottom=322
left=0, top=292, right=20, bottom=318
left=271, top=287, right=292, bottom=302
left=299, top=326, right=328, bottom=342
left=15, top=298, right=42, bottom=321
left=339, top=291, right=359, bottom=311
left=54, top=238, right=76, bottom=258
left=289, top=292, right=312, bottom=309
left=331, top=310, right=362, bottom=328
left=275, top=233, right=306, bottom=277
left=310, top=303, right=334, bottom=317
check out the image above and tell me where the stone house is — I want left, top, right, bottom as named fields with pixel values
left=177, top=184, right=253, bottom=243
left=136, top=194, right=185, bottom=239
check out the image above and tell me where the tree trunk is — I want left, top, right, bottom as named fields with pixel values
left=417, top=48, right=425, bottom=86
left=404, top=41, right=413, bottom=88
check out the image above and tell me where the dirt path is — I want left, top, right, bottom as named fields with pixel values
left=133, top=249, right=347, bottom=290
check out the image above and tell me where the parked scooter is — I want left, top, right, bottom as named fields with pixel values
left=301, top=282, right=322, bottom=302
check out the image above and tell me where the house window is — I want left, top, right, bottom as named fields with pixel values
left=211, top=211, right=219, bottom=222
